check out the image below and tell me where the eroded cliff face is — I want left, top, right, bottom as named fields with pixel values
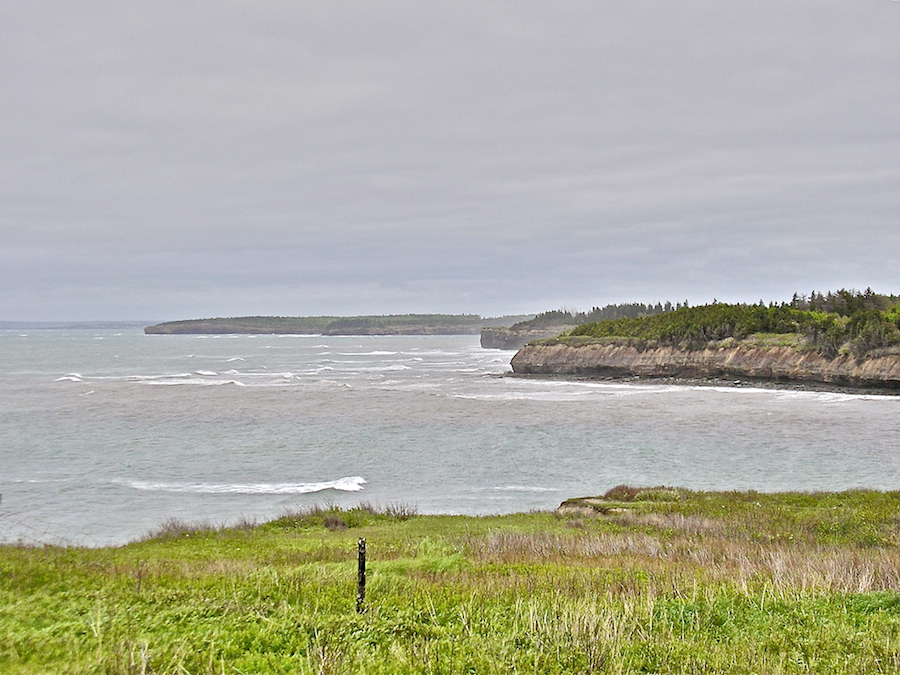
left=510, top=342, right=900, bottom=389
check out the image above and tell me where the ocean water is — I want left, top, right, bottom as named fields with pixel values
left=2, top=329, right=899, bottom=546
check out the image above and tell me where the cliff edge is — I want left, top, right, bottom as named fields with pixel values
left=510, top=341, right=900, bottom=389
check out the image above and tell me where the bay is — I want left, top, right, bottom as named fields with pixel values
left=2, top=329, right=899, bottom=546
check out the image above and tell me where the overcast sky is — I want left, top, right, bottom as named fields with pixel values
left=2, top=2, right=898, bottom=321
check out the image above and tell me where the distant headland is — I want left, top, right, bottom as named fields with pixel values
left=510, top=289, right=900, bottom=390
left=144, top=314, right=534, bottom=336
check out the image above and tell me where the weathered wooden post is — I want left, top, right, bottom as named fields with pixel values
left=356, top=537, right=366, bottom=613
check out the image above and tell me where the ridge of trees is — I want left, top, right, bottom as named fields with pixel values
left=566, top=289, right=900, bottom=359
left=511, top=301, right=690, bottom=330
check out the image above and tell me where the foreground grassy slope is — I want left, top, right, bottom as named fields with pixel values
left=4, top=491, right=900, bottom=673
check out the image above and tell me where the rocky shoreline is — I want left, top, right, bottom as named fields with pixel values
left=510, top=341, right=900, bottom=391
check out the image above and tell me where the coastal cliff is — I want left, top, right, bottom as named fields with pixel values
left=511, top=341, right=900, bottom=389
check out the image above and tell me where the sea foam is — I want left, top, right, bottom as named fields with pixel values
left=119, top=476, right=366, bottom=495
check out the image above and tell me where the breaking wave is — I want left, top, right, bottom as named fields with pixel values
left=118, top=476, right=367, bottom=495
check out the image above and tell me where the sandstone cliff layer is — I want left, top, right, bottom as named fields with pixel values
left=510, top=342, right=900, bottom=389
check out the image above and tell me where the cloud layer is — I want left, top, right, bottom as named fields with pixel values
left=2, top=1, right=898, bottom=320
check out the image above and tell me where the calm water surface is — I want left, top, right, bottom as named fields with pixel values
left=2, top=329, right=899, bottom=545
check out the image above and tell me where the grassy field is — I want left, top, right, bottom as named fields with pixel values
left=4, top=489, right=900, bottom=673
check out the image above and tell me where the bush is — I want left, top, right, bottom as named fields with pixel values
left=603, top=484, right=642, bottom=501
left=571, top=304, right=807, bottom=344
left=570, top=299, right=900, bottom=359
left=846, top=310, right=900, bottom=358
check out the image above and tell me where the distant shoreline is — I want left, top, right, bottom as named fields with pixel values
left=144, top=313, right=534, bottom=336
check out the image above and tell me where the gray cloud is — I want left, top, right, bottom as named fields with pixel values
left=2, top=1, right=898, bottom=320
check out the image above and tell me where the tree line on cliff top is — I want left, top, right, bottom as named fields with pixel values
left=511, top=301, right=689, bottom=330
left=551, top=289, right=900, bottom=359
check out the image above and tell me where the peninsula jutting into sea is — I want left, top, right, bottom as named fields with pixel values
left=145, top=289, right=900, bottom=390
left=510, top=290, right=900, bottom=390
left=144, top=313, right=533, bottom=336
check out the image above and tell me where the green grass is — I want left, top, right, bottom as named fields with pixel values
left=4, top=492, right=900, bottom=673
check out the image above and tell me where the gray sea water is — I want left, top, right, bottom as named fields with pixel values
left=2, top=329, right=899, bottom=546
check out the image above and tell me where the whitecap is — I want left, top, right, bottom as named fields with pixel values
left=766, top=387, right=896, bottom=403
left=195, top=370, right=217, bottom=376
left=453, top=392, right=595, bottom=402
left=118, top=476, right=366, bottom=495
left=126, top=373, right=192, bottom=381
left=226, top=357, right=245, bottom=362
left=55, top=373, right=83, bottom=382
left=340, top=351, right=398, bottom=356
left=17, top=478, right=72, bottom=484
left=141, top=376, right=245, bottom=387
left=492, top=485, right=554, bottom=493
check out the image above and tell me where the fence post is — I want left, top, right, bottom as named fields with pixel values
left=356, top=537, right=366, bottom=613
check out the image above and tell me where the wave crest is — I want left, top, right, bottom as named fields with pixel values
left=118, top=476, right=366, bottom=495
